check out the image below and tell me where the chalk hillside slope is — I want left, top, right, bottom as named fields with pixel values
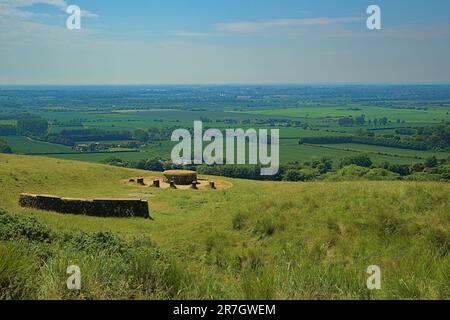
left=0, top=153, right=448, bottom=299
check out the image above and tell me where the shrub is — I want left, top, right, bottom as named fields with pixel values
left=404, top=172, right=442, bottom=182
left=339, top=154, right=373, bottom=168
left=63, top=231, right=129, bottom=256
left=0, top=211, right=53, bottom=243
left=283, top=168, right=317, bottom=181
left=364, top=168, right=400, bottom=180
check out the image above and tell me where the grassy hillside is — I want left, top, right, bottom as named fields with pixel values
left=0, top=154, right=449, bottom=299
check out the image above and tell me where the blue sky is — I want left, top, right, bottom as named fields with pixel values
left=1, top=0, right=450, bottom=84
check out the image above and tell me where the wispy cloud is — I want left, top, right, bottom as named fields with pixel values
left=81, top=10, right=99, bottom=18
left=171, top=31, right=221, bottom=38
left=215, top=17, right=363, bottom=33
left=0, top=0, right=98, bottom=18
left=172, top=16, right=364, bottom=38
left=0, top=0, right=66, bottom=17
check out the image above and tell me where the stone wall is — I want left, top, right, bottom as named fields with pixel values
left=19, top=193, right=150, bottom=218
left=163, top=170, right=197, bottom=185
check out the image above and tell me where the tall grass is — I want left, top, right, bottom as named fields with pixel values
left=0, top=154, right=448, bottom=299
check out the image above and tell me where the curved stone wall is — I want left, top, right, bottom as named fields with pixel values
left=163, top=170, right=197, bottom=185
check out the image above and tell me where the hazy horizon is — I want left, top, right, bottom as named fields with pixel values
left=1, top=0, right=450, bottom=85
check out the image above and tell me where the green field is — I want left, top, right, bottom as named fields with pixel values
left=0, top=120, right=16, bottom=125
left=39, top=139, right=449, bottom=166
left=0, top=136, right=73, bottom=154
left=279, top=141, right=426, bottom=165
left=1, top=154, right=448, bottom=299
left=318, top=143, right=450, bottom=160
left=239, top=106, right=450, bottom=124
left=2, top=102, right=450, bottom=168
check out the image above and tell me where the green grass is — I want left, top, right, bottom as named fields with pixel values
left=0, top=154, right=449, bottom=299
left=4, top=104, right=450, bottom=167
left=0, top=136, right=73, bottom=154
left=279, top=139, right=439, bottom=165
left=318, top=143, right=450, bottom=160
left=240, top=106, right=450, bottom=124
left=41, top=138, right=447, bottom=166
left=0, top=120, right=16, bottom=125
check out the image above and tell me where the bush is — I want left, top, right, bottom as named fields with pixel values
left=404, top=172, right=442, bottom=182
left=339, top=154, right=373, bottom=168
left=0, top=211, right=53, bottom=243
left=364, top=168, right=400, bottom=180
left=0, top=210, right=195, bottom=299
left=333, top=165, right=370, bottom=179
left=62, top=231, right=129, bottom=256
left=133, top=129, right=149, bottom=143
left=326, top=165, right=401, bottom=181
left=283, top=168, right=316, bottom=181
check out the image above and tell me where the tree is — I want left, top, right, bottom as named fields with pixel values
left=339, top=154, right=373, bottom=168
left=338, top=117, right=354, bottom=127
left=17, top=116, right=48, bottom=137
left=144, top=158, right=164, bottom=171
left=355, top=115, right=366, bottom=126
left=133, top=129, right=149, bottom=143
left=283, top=168, right=316, bottom=181
left=425, top=156, right=438, bottom=168
left=283, top=169, right=305, bottom=181
left=379, top=117, right=388, bottom=125
left=388, top=164, right=410, bottom=176
left=312, top=157, right=333, bottom=174
left=318, top=157, right=333, bottom=173
left=0, top=125, right=17, bottom=136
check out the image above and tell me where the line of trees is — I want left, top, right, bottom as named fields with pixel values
left=0, top=125, right=17, bottom=136
left=338, top=115, right=389, bottom=127
left=0, top=114, right=180, bottom=149
left=299, top=124, right=450, bottom=151
left=104, top=153, right=450, bottom=183
left=16, top=115, right=49, bottom=137
left=56, top=128, right=132, bottom=142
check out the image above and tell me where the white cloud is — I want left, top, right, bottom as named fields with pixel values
left=172, top=16, right=364, bottom=38
left=0, top=0, right=98, bottom=18
left=0, top=3, right=34, bottom=17
left=215, top=17, right=363, bottom=33
left=81, top=10, right=99, bottom=18
left=171, top=31, right=221, bottom=38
